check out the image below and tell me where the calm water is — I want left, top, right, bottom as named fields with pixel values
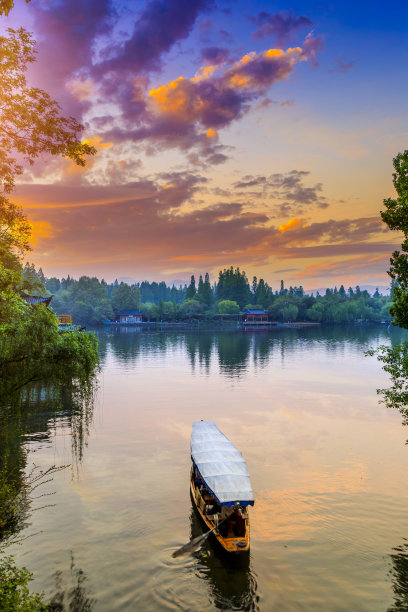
left=7, top=325, right=408, bottom=611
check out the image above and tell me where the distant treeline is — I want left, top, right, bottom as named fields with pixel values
left=23, top=264, right=393, bottom=326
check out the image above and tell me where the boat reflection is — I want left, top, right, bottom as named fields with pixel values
left=189, top=503, right=260, bottom=611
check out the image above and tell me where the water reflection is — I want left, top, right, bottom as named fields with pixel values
left=97, top=324, right=407, bottom=380
left=0, top=376, right=96, bottom=543
left=48, top=552, right=96, bottom=611
left=388, top=539, right=408, bottom=611
left=6, top=325, right=408, bottom=610
left=189, top=504, right=260, bottom=611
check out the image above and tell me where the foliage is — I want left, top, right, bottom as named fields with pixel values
left=136, top=280, right=185, bottom=304
left=367, top=343, right=408, bottom=428
left=39, top=262, right=392, bottom=325
left=180, top=298, right=205, bottom=318
left=140, top=301, right=159, bottom=321
left=185, top=275, right=196, bottom=299
left=0, top=1, right=31, bottom=17
left=111, top=283, right=141, bottom=315
left=217, top=300, right=240, bottom=315
left=52, top=276, right=113, bottom=325
left=0, top=13, right=99, bottom=609
left=0, top=556, right=47, bottom=611
left=381, top=150, right=408, bottom=329
left=0, top=197, right=31, bottom=269
left=196, top=272, right=213, bottom=305
left=0, top=267, right=99, bottom=399
left=369, top=152, right=408, bottom=438
left=0, top=28, right=96, bottom=193
left=217, top=267, right=251, bottom=307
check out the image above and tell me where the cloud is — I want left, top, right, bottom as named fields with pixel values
left=251, top=11, right=312, bottom=46
left=330, top=56, right=355, bottom=74
left=233, top=170, right=330, bottom=214
left=17, top=158, right=398, bottom=282
left=295, top=254, right=391, bottom=281
left=279, top=218, right=306, bottom=233
left=21, top=0, right=321, bottom=173
left=200, top=46, right=230, bottom=65
left=90, top=41, right=318, bottom=164
left=17, top=180, right=273, bottom=277
left=24, top=0, right=214, bottom=130
left=26, top=0, right=113, bottom=118
left=95, top=0, right=214, bottom=75
left=146, top=46, right=304, bottom=128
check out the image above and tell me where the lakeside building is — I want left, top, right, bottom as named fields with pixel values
left=21, top=293, right=53, bottom=308
left=241, top=309, right=269, bottom=324
left=118, top=310, right=144, bottom=324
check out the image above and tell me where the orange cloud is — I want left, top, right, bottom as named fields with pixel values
left=29, top=220, right=54, bottom=247
left=279, top=218, right=306, bottom=233
left=82, top=136, right=112, bottom=150
left=148, top=44, right=308, bottom=126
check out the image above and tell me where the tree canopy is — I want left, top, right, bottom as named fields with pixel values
left=0, top=0, right=30, bottom=17
left=381, top=150, right=408, bottom=329
left=0, top=27, right=96, bottom=193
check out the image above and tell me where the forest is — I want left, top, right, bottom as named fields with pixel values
left=24, top=263, right=393, bottom=326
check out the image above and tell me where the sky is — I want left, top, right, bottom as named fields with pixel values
left=2, top=0, right=408, bottom=289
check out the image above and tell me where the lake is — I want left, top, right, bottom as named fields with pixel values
left=6, top=325, right=408, bottom=611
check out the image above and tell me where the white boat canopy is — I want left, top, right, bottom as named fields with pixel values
left=191, top=421, right=254, bottom=507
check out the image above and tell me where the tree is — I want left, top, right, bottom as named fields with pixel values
left=217, top=300, right=240, bottom=315
left=0, top=197, right=31, bottom=270
left=180, top=298, right=204, bottom=319
left=186, top=275, right=196, bottom=299
left=255, top=277, right=272, bottom=307
left=0, top=28, right=96, bottom=193
left=0, top=555, right=47, bottom=610
left=56, top=276, right=113, bottom=325
left=381, top=150, right=408, bottom=329
left=0, top=1, right=31, bottom=17
left=282, top=304, right=298, bottom=322
left=111, top=283, right=141, bottom=315
left=216, top=267, right=251, bottom=307
left=197, top=272, right=213, bottom=306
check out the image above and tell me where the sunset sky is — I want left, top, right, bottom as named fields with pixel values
left=2, top=0, right=408, bottom=289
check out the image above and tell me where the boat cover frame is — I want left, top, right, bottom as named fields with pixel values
left=191, top=421, right=254, bottom=507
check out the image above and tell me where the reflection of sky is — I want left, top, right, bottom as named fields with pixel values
left=2, top=0, right=407, bottom=288
left=7, top=328, right=408, bottom=610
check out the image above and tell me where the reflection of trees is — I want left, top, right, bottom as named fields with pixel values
left=0, top=374, right=96, bottom=544
left=189, top=504, right=260, bottom=611
left=100, top=325, right=403, bottom=381
left=104, top=328, right=183, bottom=365
left=48, top=552, right=96, bottom=611
left=185, top=334, right=213, bottom=373
left=216, top=333, right=251, bottom=377
left=387, top=539, right=408, bottom=611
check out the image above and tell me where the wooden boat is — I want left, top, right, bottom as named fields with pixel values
left=190, top=420, right=254, bottom=553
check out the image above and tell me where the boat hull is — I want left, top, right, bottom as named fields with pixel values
left=190, top=468, right=250, bottom=554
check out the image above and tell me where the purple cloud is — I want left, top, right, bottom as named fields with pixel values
left=251, top=11, right=312, bottom=45
left=200, top=46, right=230, bottom=64
left=96, top=0, right=215, bottom=75
left=330, top=56, right=355, bottom=74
